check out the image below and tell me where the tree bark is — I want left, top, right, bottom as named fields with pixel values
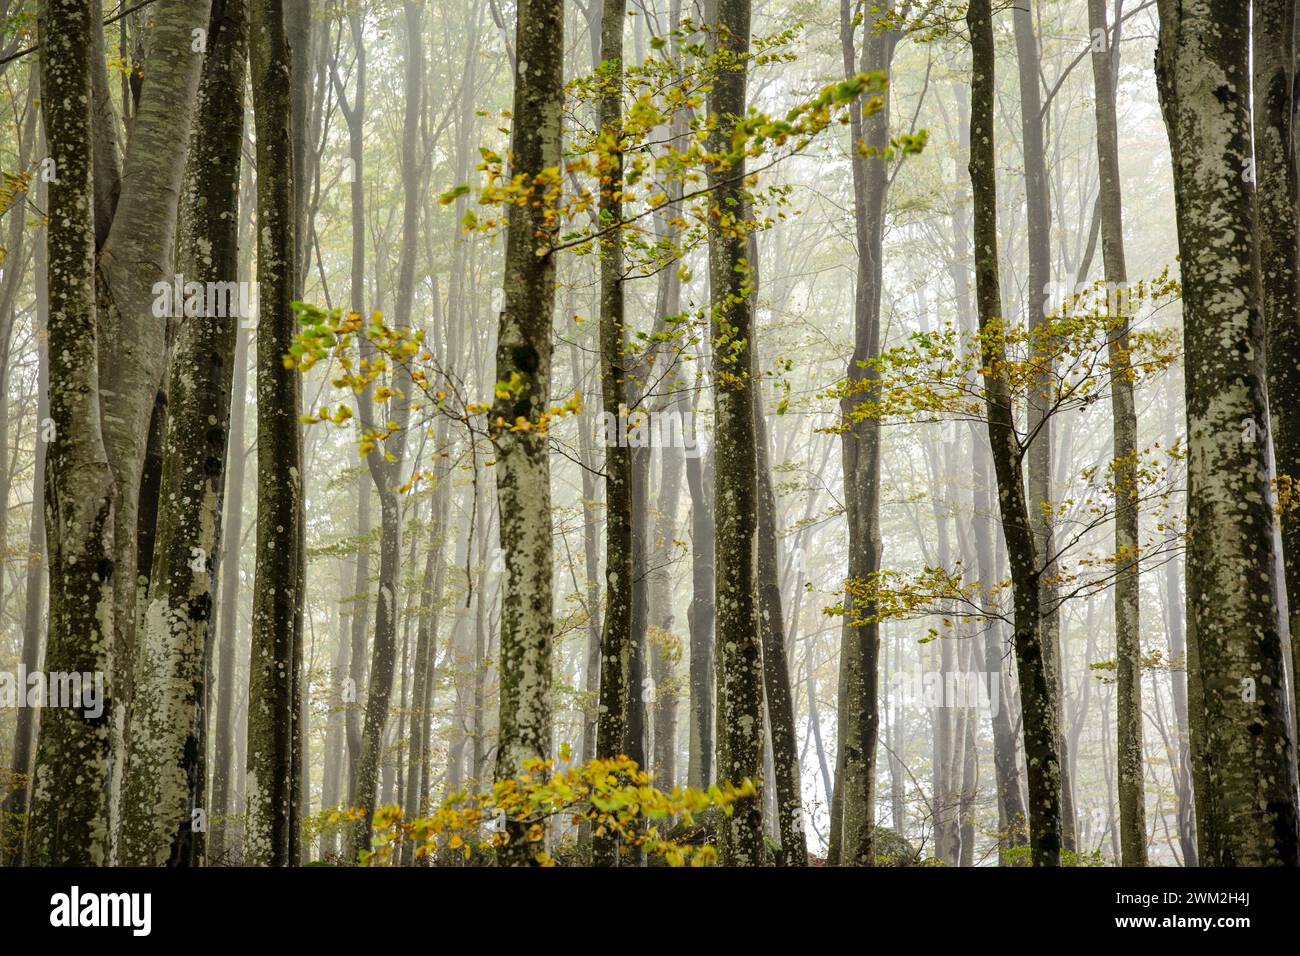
left=348, top=0, right=420, bottom=865
left=707, top=0, right=764, bottom=867
left=968, top=0, right=1062, bottom=867
left=1254, top=0, right=1300, bottom=760
left=593, top=0, right=633, bottom=868
left=26, top=0, right=118, bottom=867
left=749, top=236, right=806, bottom=865
left=120, top=0, right=248, bottom=867
left=1012, top=0, right=1075, bottom=855
left=491, top=0, right=563, bottom=866
left=245, top=0, right=301, bottom=867
left=834, top=0, right=896, bottom=867
left=1155, top=0, right=1300, bottom=866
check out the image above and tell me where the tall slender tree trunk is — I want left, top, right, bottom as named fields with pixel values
left=593, top=0, right=633, bottom=869
left=26, top=0, right=118, bottom=867
left=1155, top=0, right=1300, bottom=867
left=348, top=0, right=420, bottom=865
left=833, top=0, right=896, bottom=867
left=749, top=236, right=806, bottom=865
left=209, top=153, right=256, bottom=864
left=401, top=427, right=450, bottom=866
left=491, top=0, right=563, bottom=867
left=245, top=0, right=301, bottom=867
left=1085, top=0, right=1145, bottom=866
left=120, top=0, right=249, bottom=867
left=1012, top=0, right=1075, bottom=855
left=3, top=103, right=46, bottom=864
left=707, top=0, right=764, bottom=868
left=968, top=0, right=1062, bottom=867
left=1255, top=0, right=1300, bottom=758
left=685, top=389, right=715, bottom=790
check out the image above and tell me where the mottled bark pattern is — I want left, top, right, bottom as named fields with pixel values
left=491, top=0, right=563, bottom=866
left=1155, top=0, right=1300, bottom=867
left=26, top=0, right=118, bottom=867
left=1253, top=0, right=1300, bottom=758
left=120, top=0, right=249, bottom=867
left=708, top=0, right=765, bottom=867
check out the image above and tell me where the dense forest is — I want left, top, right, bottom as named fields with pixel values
left=0, top=0, right=1296, bottom=872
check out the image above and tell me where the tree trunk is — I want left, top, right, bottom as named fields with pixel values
left=245, top=0, right=301, bottom=867
left=834, top=0, right=896, bottom=867
left=491, top=0, right=563, bottom=866
left=685, top=391, right=715, bottom=790
left=92, top=2, right=211, bottom=842
left=749, top=236, right=806, bottom=865
left=2, top=79, right=44, bottom=863
left=1155, top=0, right=1300, bottom=866
left=209, top=148, right=256, bottom=864
left=708, top=0, right=764, bottom=867
left=968, top=0, right=1062, bottom=867
left=26, top=0, right=118, bottom=867
left=348, top=0, right=420, bottom=865
left=593, top=0, right=633, bottom=868
left=1255, top=0, right=1300, bottom=761
left=120, top=0, right=249, bottom=867
left=1012, top=0, right=1075, bottom=856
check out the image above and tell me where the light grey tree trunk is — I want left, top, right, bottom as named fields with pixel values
left=348, top=0, right=420, bottom=865
left=749, top=235, right=806, bottom=865
left=91, top=3, right=211, bottom=847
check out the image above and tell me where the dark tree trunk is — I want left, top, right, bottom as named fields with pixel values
left=968, top=0, right=1062, bottom=867
left=1086, top=0, right=1145, bottom=866
left=593, top=0, right=633, bottom=869
left=708, top=0, right=764, bottom=868
left=26, top=0, right=118, bottom=867
left=245, top=0, right=301, bottom=867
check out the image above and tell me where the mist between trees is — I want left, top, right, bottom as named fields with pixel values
left=0, top=0, right=1296, bottom=869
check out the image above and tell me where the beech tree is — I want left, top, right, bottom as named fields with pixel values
left=245, top=0, right=302, bottom=867
left=120, top=0, right=249, bottom=868
left=25, top=0, right=117, bottom=867
left=490, top=0, right=564, bottom=867
left=1156, top=0, right=1300, bottom=867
